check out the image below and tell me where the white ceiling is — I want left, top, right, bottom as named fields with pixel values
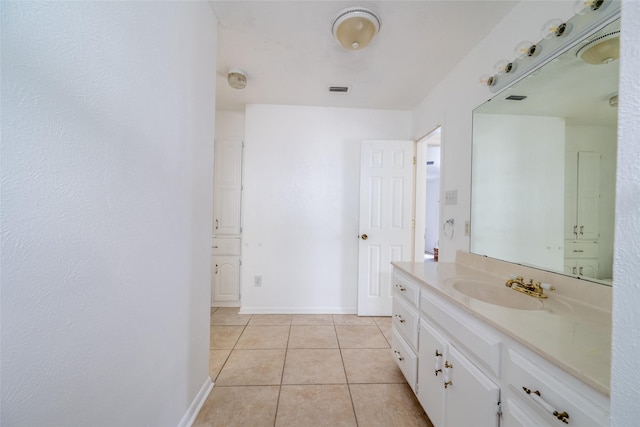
left=210, top=1, right=519, bottom=111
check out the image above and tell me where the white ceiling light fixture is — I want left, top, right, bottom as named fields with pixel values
left=332, top=7, right=381, bottom=51
left=577, top=31, right=620, bottom=64
left=227, top=69, right=247, bottom=89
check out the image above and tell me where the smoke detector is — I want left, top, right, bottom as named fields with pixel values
left=227, top=69, right=247, bottom=89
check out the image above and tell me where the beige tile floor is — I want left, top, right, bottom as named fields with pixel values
left=194, top=308, right=433, bottom=427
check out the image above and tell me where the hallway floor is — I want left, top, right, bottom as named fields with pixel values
left=194, top=308, right=433, bottom=427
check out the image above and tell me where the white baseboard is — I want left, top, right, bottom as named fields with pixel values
left=177, top=377, right=213, bottom=427
left=238, top=306, right=357, bottom=315
left=212, top=301, right=241, bottom=308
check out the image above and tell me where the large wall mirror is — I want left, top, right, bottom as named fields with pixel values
left=471, top=17, right=619, bottom=286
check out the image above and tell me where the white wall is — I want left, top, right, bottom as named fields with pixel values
left=1, top=2, right=217, bottom=426
left=611, top=1, right=640, bottom=424
left=215, top=110, right=246, bottom=140
left=471, top=114, right=565, bottom=270
left=241, top=104, right=411, bottom=313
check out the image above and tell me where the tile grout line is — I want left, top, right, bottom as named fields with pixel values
left=334, top=317, right=361, bottom=427
left=273, top=319, right=293, bottom=427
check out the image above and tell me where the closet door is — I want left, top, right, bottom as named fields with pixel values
left=213, top=139, right=243, bottom=236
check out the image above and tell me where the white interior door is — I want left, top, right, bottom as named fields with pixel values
left=358, top=140, right=414, bottom=316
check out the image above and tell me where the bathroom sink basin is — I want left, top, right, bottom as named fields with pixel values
left=447, top=279, right=544, bottom=310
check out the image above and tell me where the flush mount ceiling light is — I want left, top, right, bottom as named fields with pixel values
left=227, top=69, right=247, bottom=89
left=577, top=31, right=620, bottom=64
left=332, top=7, right=381, bottom=51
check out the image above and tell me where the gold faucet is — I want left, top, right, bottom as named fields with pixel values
left=505, top=275, right=555, bottom=299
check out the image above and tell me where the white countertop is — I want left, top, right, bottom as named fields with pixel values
left=392, top=261, right=611, bottom=396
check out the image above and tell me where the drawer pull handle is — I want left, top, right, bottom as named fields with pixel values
left=579, top=225, right=584, bottom=235
left=444, top=361, right=453, bottom=389
left=572, top=249, right=584, bottom=253
left=394, top=314, right=405, bottom=323
left=573, top=225, right=578, bottom=236
left=215, top=219, right=219, bottom=230
left=523, top=387, right=570, bottom=424
left=434, top=350, right=443, bottom=376
left=395, top=284, right=406, bottom=292
left=393, top=350, right=404, bottom=362
left=215, top=264, right=219, bottom=274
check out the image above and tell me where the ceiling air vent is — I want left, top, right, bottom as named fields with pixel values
left=328, top=85, right=350, bottom=93
left=505, top=95, right=527, bottom=101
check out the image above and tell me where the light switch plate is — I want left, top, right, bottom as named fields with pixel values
left=445, top=190, right=457, bottom=206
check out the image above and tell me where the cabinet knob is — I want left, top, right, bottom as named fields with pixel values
left=360, top=233, right=368, bottom=240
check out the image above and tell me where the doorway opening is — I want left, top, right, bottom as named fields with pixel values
left=414, top=126, right=441, bottom=262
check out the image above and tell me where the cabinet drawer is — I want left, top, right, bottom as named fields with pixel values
left=391, top=328, right=418, bottom=393
left=392, top=296, right=419, bottom=350
left=421, top=290, right=502, bottom=378
left=392, top=271, right=420, bottom=307
left=564, top=241, right=599, bottom=258
left=212, top=238, right=241, bottom=255
left=505, top=348, right=609, bottom=426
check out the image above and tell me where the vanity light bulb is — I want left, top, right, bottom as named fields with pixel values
left=540, top=18, right=570, bottom=39
left=514, top=41, right=538, bottom=59
left=573, top=0, right=605, bottom=15
left=494, top=59, right=516, bottom=75
left=479, top=74, right=496, bottom=87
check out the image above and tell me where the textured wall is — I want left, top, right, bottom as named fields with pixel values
left=1, top=2, right=216, bottom=425
left=611, top=1, right=640, bottom=424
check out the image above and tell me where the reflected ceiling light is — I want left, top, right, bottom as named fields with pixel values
left=227, top=69, right=247, bottom=89
left=332, top=7, right=381, bottom=51
left=577, top=31, right=620, bottom=64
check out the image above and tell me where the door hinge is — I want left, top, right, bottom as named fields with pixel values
left=413, top=156, right=417, bottom=165
left=411, top=219, right=416, bottom=229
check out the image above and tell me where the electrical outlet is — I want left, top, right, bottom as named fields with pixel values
left=465, top=221, right=470, bottom=236
left=444, top=190, right=457, bottom=206
left=254, top=275, right=262, bottom=287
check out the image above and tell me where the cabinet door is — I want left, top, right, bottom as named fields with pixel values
left=213, top=140, right=243, bottom=236
left=444, top=345, right=500, bottom=427
left=577, top=258, right=598, bottom=278
left=564, top=152, right=579, bottom=240
left=417, top=319, right=447, bottom=427
left=212, top=255, right=240, bottom=303
left=502, top=396, right=550, bottom=427
left=576, top=152, right=600, bottom=240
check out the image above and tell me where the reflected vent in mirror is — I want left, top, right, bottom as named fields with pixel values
left=505, top=95, right=528, bottom=101
left=328, top=85, right=350, bottom=93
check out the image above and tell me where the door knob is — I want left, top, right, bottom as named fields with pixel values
left=360, top=234, right=368, bottom=240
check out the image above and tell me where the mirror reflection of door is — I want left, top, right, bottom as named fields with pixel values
left=415, top=126, right=441, bottom=262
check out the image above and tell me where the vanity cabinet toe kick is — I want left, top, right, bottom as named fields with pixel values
left=391, top=267, right=610, bottom=427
